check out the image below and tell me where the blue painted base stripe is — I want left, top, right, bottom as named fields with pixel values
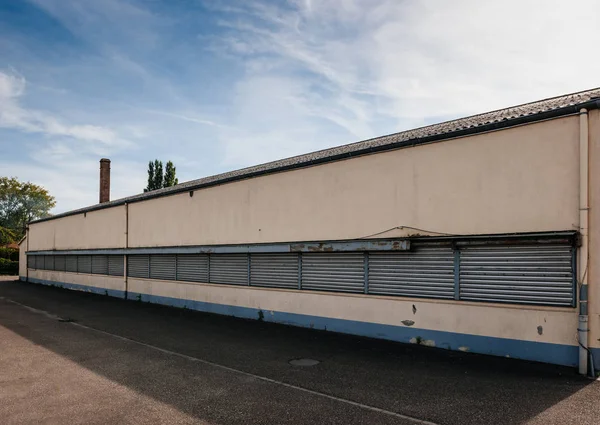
left=126, top=291, right=580, bottom=368
left=27, top=277, right=125, bottom=299
left=22, top=278, right=585, bottom=368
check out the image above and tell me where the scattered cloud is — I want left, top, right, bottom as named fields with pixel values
left=0, top=70, right=126, bottom=146
left=2, top=0, right=600, bottom=213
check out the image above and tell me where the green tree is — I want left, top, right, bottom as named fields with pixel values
left=164, top=161, right=179, bottom=188
left=0, top=177, right=56, bottom=241
left=153, top=159, right=163, bottom=190
left=144, top=161, right=155, bottom=192
left=144, top=160, right=179, bottom=192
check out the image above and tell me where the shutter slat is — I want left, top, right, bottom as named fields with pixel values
left=369, top=247, right=454, bottom=299
left=150, top=254, right=176, bottom=280
left=302, top=253, right=364, bottom=293
left=250, top=253, right=298, bottom=289
left=128, top=255, right=149, bottom=279
left=210, top=254, right=248, bottom=285
left=177, top=254, right=209, bottom=282
left=459, top=244, right=574, bottom=306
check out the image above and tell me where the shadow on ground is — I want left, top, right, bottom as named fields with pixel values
left=0, top=279, right=598, bottom=425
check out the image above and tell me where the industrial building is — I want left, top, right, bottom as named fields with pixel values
left=19, top=88, right=600, bottom=375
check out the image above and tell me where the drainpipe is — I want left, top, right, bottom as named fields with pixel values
left=25, top=226, right=29, bottom=283
left=124, top=202, right=129, bottom=300
left=578, top=108, right=590, bottom=376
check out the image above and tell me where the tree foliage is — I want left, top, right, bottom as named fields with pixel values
left=145, top=160, right=178, bottom=192
left=0, top=177, right=56, bottom=241
left=164, top=161, right=179, bottom=188
left=145, top=161, right=155, bottom=193
left=153, top=159, right=163, bottom=190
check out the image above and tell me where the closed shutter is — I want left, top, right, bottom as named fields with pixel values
left=66, top=256, right=78, bottom=272
left=176, top=254, right=209, bottom=283
left=55, top=255, right=66, bottom=271
left=210, top=254, right=248, bottom=285
left=368, top=247, right=455, bottom=299
left=459, top=244, right=575, bottom=306
left=302, top=253, right=364, bottom=293
left=27, top=255, right=35, bottom=269
left=128, top=255, right=149, bottom=279
left=250, top=253, right=299, bottom=289
left=108, top=255, right=124, bottom=276
left=78, top=255, right=92, bottom=274
left=150, top=254, right=176, bottom=280
left=92, top=255, right=109, bottom=275
left=35, top=255, right=44, bottom=270
left=44, top=255, right=55, bottom=270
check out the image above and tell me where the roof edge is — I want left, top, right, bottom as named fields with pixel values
left=30, top=97, right=600, bottom=225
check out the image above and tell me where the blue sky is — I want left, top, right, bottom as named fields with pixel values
left=1, top=0, right=600, bottom=213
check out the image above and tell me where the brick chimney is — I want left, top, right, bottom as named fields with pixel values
left=99, top=158, right=111, bottom=203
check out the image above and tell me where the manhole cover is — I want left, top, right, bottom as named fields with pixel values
left=289, top=358, right=320, bottom=367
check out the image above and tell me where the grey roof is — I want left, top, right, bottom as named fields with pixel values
left=32, top=87, right=600, bottom=224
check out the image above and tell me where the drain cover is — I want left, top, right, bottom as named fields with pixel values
left=289, top=358, right=320, bottom=367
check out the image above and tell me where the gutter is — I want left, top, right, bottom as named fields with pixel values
left=29, top=99, right=600, bottom=225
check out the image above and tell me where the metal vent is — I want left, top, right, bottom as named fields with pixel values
left=77, top=255, right=92, bottom=274
left=92, top=255, right=109, bottom=275
left=128, top=255, right=149, bottom=279
left=302, top=253, right=365, bottom=293
left=210, top=254, right=248, bottom=285
left=54, top=255, right=66, bottom=272
left=35, top=255, right=44, bottom=270
left=368, top=247, right=455, bottom=299
left=150, top=254, right=176, bottom=280
left=176, top=254, right=209, bottom=283
left=66, top=256, right=78, bottom=272
left=250, top=253, right=299, bottom=289
left=108, top=255, right=124, bottom=276
left=459, top=244, right=575, bottom=306
left=27, top=255, right=35, bottom=269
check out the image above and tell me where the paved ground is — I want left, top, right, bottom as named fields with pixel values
left=0, top=277, right=599, bottom=425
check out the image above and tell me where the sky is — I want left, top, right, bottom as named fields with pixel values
left=1, top=0, right=600, bottom=213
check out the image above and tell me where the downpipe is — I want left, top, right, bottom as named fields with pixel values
left=578, top=108, right=593, bottom=376
left=124, top=202, right=129, bottom=301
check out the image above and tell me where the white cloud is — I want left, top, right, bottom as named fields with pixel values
left=5, top=0, right=600, bottom=214
left=214, top=0, right=600, bottom=134
left=0, top=71, right=127, bottom=146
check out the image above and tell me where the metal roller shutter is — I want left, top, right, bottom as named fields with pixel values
left=302, top=253, right=364, bottom=293
left=27, top=255, right=35, bottom=269
left=150, top=254, right=176, bottom=280
left=459, top=244, right=575, bottom=306
left=92, top=255, right=109, bottom=275
left=250, top=253, right=299, bottom=289
left=66, top=256, right=77, bottom=272
left=210, top=254, right=248, bottom=285
left=35, top=255, right=44, bottom=270
left=368, top=247, right=455, bottom=299
left=128, top=255, right=149, bottom=279
left=55, top=255, right=66, bottom=272
left=108, top=255, right=124, bottom=276
left=176, top=254, right=209, bottom=283
left=78, top=255, right=92, bottom=274
left=44, top=255, right=55, bottom=271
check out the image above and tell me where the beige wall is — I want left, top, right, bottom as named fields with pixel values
left=28, top=205, right=126, bottom=251
left=588, top=109, right=600, bottom=349
left=28, top=270, right=125, bottom=293
left=127, top=277, right=577, bottom=347
left=129, top=116, right=579, bottom=247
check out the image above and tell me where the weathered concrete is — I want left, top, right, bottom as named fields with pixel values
left=0, top=279, right=599, bottom=425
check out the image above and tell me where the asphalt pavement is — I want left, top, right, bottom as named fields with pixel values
left=0, top=277, right=598, bottom=425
